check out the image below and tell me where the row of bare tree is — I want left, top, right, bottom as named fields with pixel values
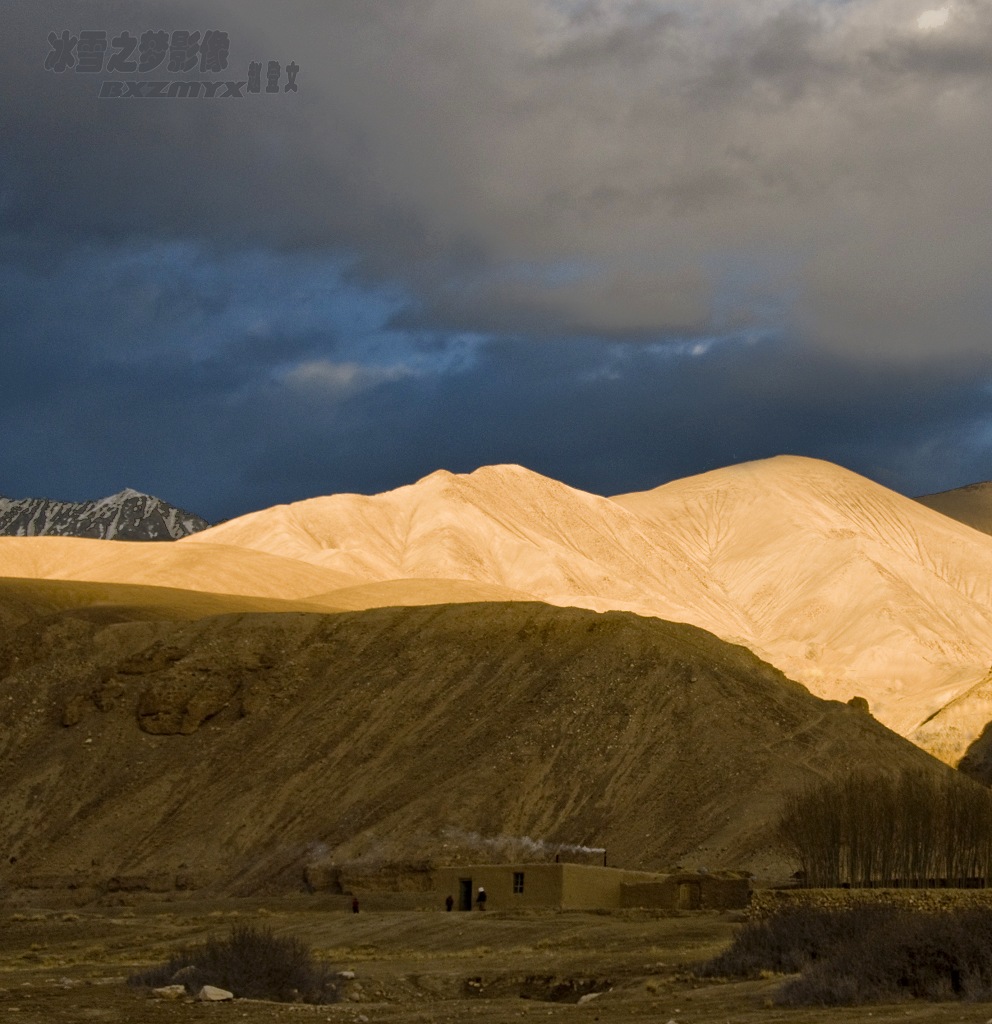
left=778, top=770, right=992, bottom=888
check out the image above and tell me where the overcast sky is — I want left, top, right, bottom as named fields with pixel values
left=3, top=0, right=991, bottom=521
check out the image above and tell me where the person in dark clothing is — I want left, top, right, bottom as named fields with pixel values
left=476, top=886, right=487, bottom=910
left=445, top=894, right=454, bottom=912
left=352, top=897, right=360, bottom=913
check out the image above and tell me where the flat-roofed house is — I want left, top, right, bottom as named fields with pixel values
left=432, top=863, right=749, bottom=912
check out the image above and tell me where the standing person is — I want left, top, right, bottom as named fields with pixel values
left=476, top=886, right=487, bottom=911
left=352, top=896, right=360, bottom=914
left=445, top=894, right=454, bottom=912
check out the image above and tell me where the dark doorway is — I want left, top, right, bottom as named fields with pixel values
left=458, top=878, right=473, bottom=911
left=678, top=882, right=701, bottom=910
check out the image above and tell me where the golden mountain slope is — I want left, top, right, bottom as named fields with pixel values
left=0, top=535, right=360, bottom=599
left=613, top=456, right=992, bottom=747
left=0, top=598, right=953, bottom=898
left=911, top=669, right=992, bottom=778
left=181, top=465, right=747, bottom=635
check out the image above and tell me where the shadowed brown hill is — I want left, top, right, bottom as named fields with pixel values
left=916, top=481, right=992, bottom=537
left=0, top=599, right=953, bottom=900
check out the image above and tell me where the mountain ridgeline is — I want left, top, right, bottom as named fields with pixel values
left=0, top=489, right=209, bottom=541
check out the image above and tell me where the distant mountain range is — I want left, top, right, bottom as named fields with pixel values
left=0, top=489, right=209, bottom=541
left=2, top=474, right=987, bottom=542
left=2, top=458, right=992, bottom=770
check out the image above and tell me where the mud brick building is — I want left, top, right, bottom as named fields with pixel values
left=432, top=863, right=750, bottom=912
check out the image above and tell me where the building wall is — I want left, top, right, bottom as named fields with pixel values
left=620, top=874, right=750, bottom=911
left=432, top=864, right=564, bottom=911
left=750, top=886, right=992, bottom=920
left=559, top=864, right=668, bottom=910
left=620, top=880, right=678, bottom=909
left=432, top=863, right=673, bottom=911
left=701, top=876, right=750, bottom=910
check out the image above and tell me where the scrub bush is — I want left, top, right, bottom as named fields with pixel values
left=698, top=906, right=992, bottom=1005
left=128, top=923, right=339, bottom=1003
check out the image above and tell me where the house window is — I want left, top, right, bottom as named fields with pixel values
left=513, top=871, right=524, bottom=894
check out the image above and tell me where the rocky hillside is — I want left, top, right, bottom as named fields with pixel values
left=0, top=583, right=956, bottom=900
left=0, top=488, right=209, bottom=540
left=178, top=456, right=992, bottom=762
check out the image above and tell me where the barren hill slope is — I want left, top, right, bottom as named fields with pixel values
left=0, top=535, right=360, bottom=600
left=306, top=576, right=538, bottom=611
left=0, top=542, right=543, bottom=615
left=916, top=481, right=992, bottom=537
left=180, top=465, right=748, bottom=636
left=0, top=600, right=952, bottom=899
left=911, top=668, right=992, bottom=779
left=612, top=456, right=992, bottom=748
left=182, top=458, right=992, bottom=762
left=0, top=577, right=349, bottom=626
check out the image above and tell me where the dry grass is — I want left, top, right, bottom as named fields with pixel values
left=3, top=899, right=992, bottom=1023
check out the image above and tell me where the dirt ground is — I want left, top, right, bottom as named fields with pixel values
left=3, top=896, right=992, bottom=1024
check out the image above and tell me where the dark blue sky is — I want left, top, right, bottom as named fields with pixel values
left=3, top=1, right=991, bottom=522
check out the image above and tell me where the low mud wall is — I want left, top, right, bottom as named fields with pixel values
left=750, top=886, right=992, bottom=919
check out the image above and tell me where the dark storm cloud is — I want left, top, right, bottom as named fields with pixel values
left=220, top=336, right=992, bottom=516
left=7, top=0, right=992, bottom=352
left=541, top=3, right=682, bottom=68
left=2, top=1, right=991, bottom=517
left=0, top=219, right=987, bottom=520
left=4, top=8, right=324, bottom=246
left=7, top=328, right=978, bottom=522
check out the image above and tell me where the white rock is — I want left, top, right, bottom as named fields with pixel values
left=196, top=985, right=234, bottom=1001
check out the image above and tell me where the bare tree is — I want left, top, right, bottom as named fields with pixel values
left=778, top=770, right=992, bottom=888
